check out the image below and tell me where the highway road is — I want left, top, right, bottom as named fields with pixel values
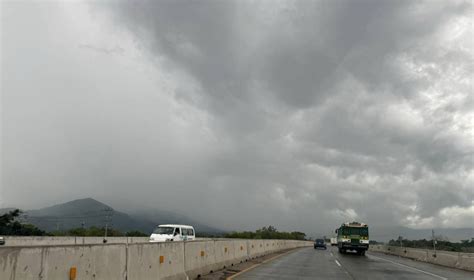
left=234, top=246, right=474, bottom=280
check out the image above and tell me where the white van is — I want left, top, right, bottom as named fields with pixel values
left=149, top=224, right=195, bottom=242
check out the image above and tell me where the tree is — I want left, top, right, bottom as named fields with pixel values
left=126, top=230, right=148, bottom=237
left=224, top=226, right=307, bottom=240
left=0, top=209, right=45, bottom=236
left=388, top=238, right=474, bottom=252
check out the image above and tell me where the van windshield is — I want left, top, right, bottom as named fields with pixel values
left=153, top=227, right=174, bottom=234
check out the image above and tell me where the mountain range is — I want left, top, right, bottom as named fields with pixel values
left=0, top=198, right=222, bottom=234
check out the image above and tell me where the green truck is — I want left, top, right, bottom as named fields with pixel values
left=335, top=221, right=369, bottom=255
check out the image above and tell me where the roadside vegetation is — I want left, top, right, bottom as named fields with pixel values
left=224, top=226, right=307, bottom=240
left=48, top=227, right=143, bottom=237
left=388, top=238, right=474, bottom=253
left=2, top=210, right=306, bottom=240
left=195, top=232, right=225, bottom=238
left=0, top=209, right=148, bottom=237
left=0, top=209, right=46, bottom=236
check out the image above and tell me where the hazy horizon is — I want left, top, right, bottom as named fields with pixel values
left=1, top=0, right=472, bottom=237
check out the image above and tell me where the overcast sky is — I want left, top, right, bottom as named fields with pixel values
left=1, top=0, right=473, bottom=235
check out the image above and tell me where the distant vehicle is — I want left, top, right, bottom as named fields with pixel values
left=335, top=221, right=369, bottom=255
left=149, top=224, right=195, bottom=242
left=330, top=237, right=337, bottom=246
left=314, top=238, right=327, bottom=250
left=0, top=236, right=4, bottom=245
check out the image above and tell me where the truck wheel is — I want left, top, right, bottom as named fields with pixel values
left=361, top=250, right=366, bottom=256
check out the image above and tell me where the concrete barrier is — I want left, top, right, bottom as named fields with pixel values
left=429, top=251, right=460, bottom=268
left=0, top=239, right=311, bottom=279
left=264, top=240, right=273, bottom=254
left=405, top=248, right=428, bottom=262
left=369, top=245, right=474, bottom=272
left=1, top=236, right=79, bottom=246
left=213, top=240, right=237, bottom=270
left=184, top=240, right=219, bottom=279
left=1, top=236, right=150, bottom=246
left=459, top=252, right=474, bottom=271
left=247, top=240, right=264, bottom=259
left=233, top=239, right=249, bottom=263
left=127, top=242, right=187, bottom=280
left=0, top=244, right=127, bottom=280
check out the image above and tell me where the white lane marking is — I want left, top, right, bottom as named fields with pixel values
left=335, top=259, right=342, bottom=267
left=368, top=254, right=448, bottom=280
left=330, top=252, right=334, bottom=257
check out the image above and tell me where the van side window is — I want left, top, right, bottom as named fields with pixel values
left=174, top=228, right=180, bottom=235
left=182, top=229, right=188, bottom=236
left=190, top=229, right=194, bottom=236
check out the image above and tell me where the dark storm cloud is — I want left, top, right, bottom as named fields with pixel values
left=2, top=0, right=472, bottom=235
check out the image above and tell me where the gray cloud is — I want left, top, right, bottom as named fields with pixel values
left=1, top=0, right=472, bottom=236
left=78, top=44, right=125, bottom=55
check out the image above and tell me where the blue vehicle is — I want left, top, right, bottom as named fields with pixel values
left=314, top=238, right=327, bottom=250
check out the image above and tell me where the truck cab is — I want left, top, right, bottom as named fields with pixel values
left=335, top=221, right=369, bottom=255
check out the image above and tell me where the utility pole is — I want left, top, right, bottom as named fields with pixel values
left=432, top=229, right=437, bottom=257
left=104, top=222, right=108, bottom=243
left=398, top=235, right=403, bottom=258
left=103, top=208, right=113, bottom=243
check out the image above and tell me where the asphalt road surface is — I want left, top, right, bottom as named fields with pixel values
left=234, top=246, right=474, bottom=280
